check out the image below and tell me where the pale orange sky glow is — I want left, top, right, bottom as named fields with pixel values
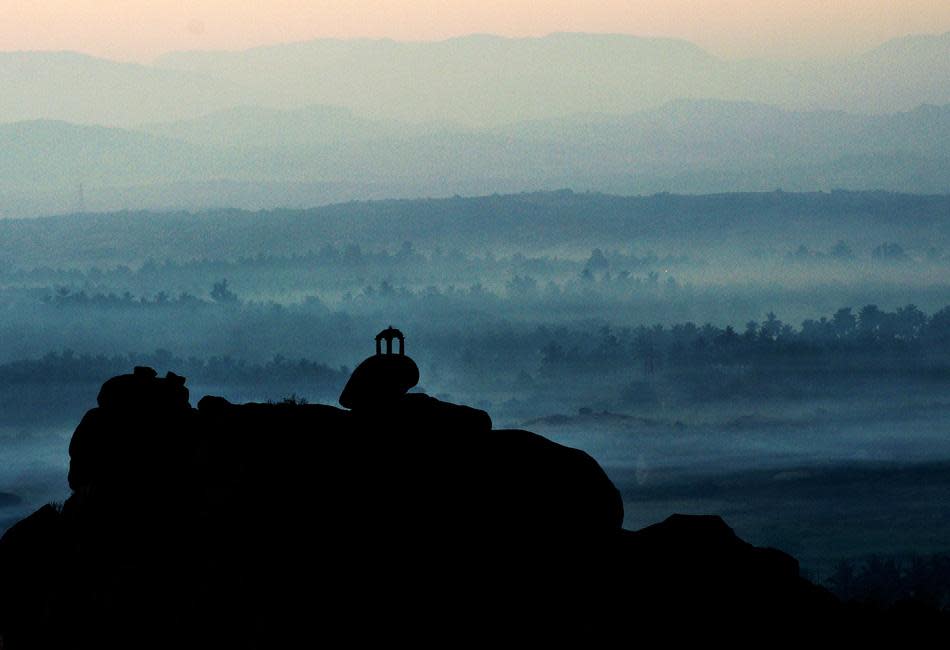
left=3, top=0, right=949, bottom=62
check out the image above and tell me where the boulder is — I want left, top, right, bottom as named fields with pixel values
left=618, top=514, right=839, bottom=622
left=97, top=366, right=189, bottom=412
left=338, top=353, right=419, bottom=409
left=69, top=367, right=196, bottom=495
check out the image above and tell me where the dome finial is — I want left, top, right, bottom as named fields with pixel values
left=374, top=326, right=405, bottom=355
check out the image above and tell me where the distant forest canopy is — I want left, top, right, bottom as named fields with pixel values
left=0, top=190, right=948, bottom=270
left=0, top=301, right=946, bottom=427
left=17, top=237, right=937, bottom=307
left=534, top=303, right=950, bottom=378
left=825, top=553, right=950, bottom=610
left=0, top=349, right=347, bottom=391
left=4, top=303, right=947, bottom=393
left=0, top=190, right=945, bottom=378
left=0, top=350, right=348, bottom=427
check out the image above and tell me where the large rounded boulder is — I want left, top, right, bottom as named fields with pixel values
left=338, top=353, right=420, bottom=410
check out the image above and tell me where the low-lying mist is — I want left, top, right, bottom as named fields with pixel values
left=1, top=190, right=948, bottom=587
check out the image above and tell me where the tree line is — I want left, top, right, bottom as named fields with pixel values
left=0, top=350, right=348, bottom=390
left=535, top=304, right=950, bottom=384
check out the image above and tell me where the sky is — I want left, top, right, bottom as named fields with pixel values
left=2, top=1, right=949, bottom=62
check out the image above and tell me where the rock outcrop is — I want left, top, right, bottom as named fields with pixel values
left=338, top=326, right=420, bottom=410
left=2, top=362, right=913, bottom=648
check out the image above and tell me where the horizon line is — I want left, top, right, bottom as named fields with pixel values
left=15, top=187, right=950, bottom=223
left=1, top=29, right=947, bottom=67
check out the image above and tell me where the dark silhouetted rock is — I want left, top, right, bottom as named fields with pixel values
left=339, top=326, right=420, bottom=409
left=364, top=391, right=492, bottom=432
left=619, top=514, right=836, bottom=620
left=68, top=367, right=197, bottom=495
left=0, top=504, right=64, bottom=649
left=1, top=362, right=934, bottom=647
left=97, top=366, right=189, bottom=412
left=339, top=353, right=420, bottom=409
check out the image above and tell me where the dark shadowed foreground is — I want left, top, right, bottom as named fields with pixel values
left=0, top=357, right=943, bottom=646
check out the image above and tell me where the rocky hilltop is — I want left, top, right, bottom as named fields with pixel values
left=1, top=336, right=928, bottom=646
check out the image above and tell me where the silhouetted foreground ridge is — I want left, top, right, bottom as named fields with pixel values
left=3, top=339, right=918, bottom=646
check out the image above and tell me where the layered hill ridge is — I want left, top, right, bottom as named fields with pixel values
left=1, top=190, right=948, bottom=271
left=5, top=33, right=950, bottom=216
left=3, top=100, right=950, bottom=218
left=4, top=32, right=950, bottom=128
left=0, top=364, right=844, bottom=646
left=0, top=51, right=258, bottom=126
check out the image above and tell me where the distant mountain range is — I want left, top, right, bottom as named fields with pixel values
left=1, top=99, right=948, bottom=217
left=0, top=51, right=257, bottom=126
left=3, top=32, right=950, bottom=128
left=2, top=33, right=950, bottom=216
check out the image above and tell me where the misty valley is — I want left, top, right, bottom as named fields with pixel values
left=1, top=190, right=949, bottom=606
left=9, top=14, right=950, bottom=643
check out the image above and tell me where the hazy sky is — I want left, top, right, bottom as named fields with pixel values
left=3, top=1, right=949, bottom=62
